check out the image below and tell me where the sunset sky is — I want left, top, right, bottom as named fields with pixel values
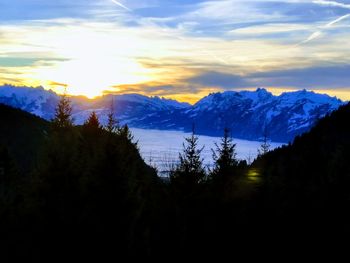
left=1, top=0, right=350, bottom=103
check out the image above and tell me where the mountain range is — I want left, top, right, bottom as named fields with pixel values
left=0, top=84, right=344, bottom=142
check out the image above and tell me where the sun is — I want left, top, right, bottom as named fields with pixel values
left=35, top=57, right=153, bottom=98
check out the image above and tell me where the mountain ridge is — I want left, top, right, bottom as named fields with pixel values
left=0, top=84, right=344, bottom=142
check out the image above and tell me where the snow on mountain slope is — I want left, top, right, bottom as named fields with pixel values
left=130, top=88, right=344, bottom=142
left=0, top=85, right=59, bottom=119
left=0, top=85, right=190, bottom=124
left=0, top=85, right=345, bottom=142
left=112, top=94, right=190, bottom=109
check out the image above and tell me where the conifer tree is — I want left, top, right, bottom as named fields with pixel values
left=118, top=124, right=135, bottom=144
left=84, top=111, right=101, bottom=130
left=258, top=128, right=271, bottom=157
left=211, top=128, right=238, bottom=180
left=52, top=94, right=74, bottom=129
left=171, top=126, right=205, bottom=186
left=106, top=99, right=119, bottom=133
left=34, top=93, right=80, bottom=224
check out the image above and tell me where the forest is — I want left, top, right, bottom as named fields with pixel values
left=1, top=95, right=350, bottom=259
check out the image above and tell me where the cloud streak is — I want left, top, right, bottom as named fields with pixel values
left=298, top=13, right=350, bottom=45
left=313, top=0, right=350, bottom=9
left=110, top=0, right=132, bottom=12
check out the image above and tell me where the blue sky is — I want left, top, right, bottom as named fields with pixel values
left=1, top=0, right=350, bottom=101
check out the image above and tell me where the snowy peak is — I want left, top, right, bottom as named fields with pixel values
left=279, top=89, right=342, bottom=107
left=151, top=96, right=190, bottom=109
left=0, top=85, right=59, bottom=118
left=239, top=88, right=273, bottom=101
left=195, top=88, right=274, bottom=108
left=195, top=88, right=341, bottom=111
left=0, top=85, right=56, bottom=101
left=166, top=88, right=345, bottom=142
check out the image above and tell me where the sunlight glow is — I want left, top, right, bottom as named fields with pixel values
left=35, top=57, right=152, bottom=98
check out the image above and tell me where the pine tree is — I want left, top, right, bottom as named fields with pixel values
left=258, top=128, right=270, bottom=157
left=84, top=111, right=101, bottom=130
left=52, top=94, right=74, bottom=129
left=106, top=98, right=119, bottom=133
left=118, top=124, right=135, bottom=143
left=211, top=128, right=238, bottom=180
left=171, top=126, right=205, bottom=186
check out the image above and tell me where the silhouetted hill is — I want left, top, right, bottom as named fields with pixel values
left=0, top=102, right=173, bottom=260
left=0, top=103, right=49, bottom=171
left=255, top=102, right=350, bottom=237
left=260, top=102, right=350, bottom=185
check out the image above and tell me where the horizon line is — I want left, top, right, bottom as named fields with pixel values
left=0, top=83, right=347, bottom=104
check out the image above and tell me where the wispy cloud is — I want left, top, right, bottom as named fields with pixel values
left=298, top=0, right=350, bottom=45
left=299, top=1, right=350, bottom=45
left=110, top=0, right=132, bottom=12
left=299, top=31, right=323, bottom=44
left=325, top=13, right=350, bottom=26
left=313, top=0, right=350, bottom=9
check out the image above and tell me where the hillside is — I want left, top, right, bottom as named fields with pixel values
left=254, top=102, right=350, bottom=236
left=0, top=101, right=168, bottom=259
left=259, top=101, right=350, bottom=186
left=0, top=103, right=49, bottom=171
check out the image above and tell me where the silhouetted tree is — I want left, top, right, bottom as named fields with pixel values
left=171, top=126, right=206, bottom=187
left=106, top=99, right=119, bottom=133
left=211, top=128, right=238, bottom=181
left=118, top=124, right=135, bottom=144
left=258, top=126, right=270, bottom=157
left=32, top=94, right=80, bottom=227
left=52, top=94, right=74, bottom=129
left=84, top=111, right=102, bottom=130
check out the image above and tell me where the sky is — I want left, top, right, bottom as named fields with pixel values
left=1, top=0, right=350, bottom=103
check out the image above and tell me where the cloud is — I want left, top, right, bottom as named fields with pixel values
left=0, top=0, right=102, bottom=21
left=313, top=0, right=350, bottom=9
left=298, top=13, right=350, bottom=44
left=228, top=23, right=310, bottom=36
left=187, top=71, right=251, bottom=88
left=325, top=13, right=350, bottom=27
left=299, top=31, right=323, bottom=44
left=250, top=64, right=350, bottom=88
left=186, top=64, right=350, bottom=91
left=110, top=0, right=132, bottom=12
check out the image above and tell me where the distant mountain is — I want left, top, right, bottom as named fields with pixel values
left=117, top=88, right=343, bottom=142
left=0, top=85, right=344, bottom=142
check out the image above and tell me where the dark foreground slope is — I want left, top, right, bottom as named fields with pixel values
left=1, top=101, right=350, bottom=259
left=0, top=104, right=49, bottom=171
left=255, top=102, right=350, bottom=237
left=0, top=104, right=171, bottom=260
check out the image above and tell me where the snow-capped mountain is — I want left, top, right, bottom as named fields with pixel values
left=135, top=88, right=343, bottom=142
left=0, top=85, right=344, bottom=142
left=0, top=85, right=59, bottom=120
left=71, top=93, right=190, bottom=125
